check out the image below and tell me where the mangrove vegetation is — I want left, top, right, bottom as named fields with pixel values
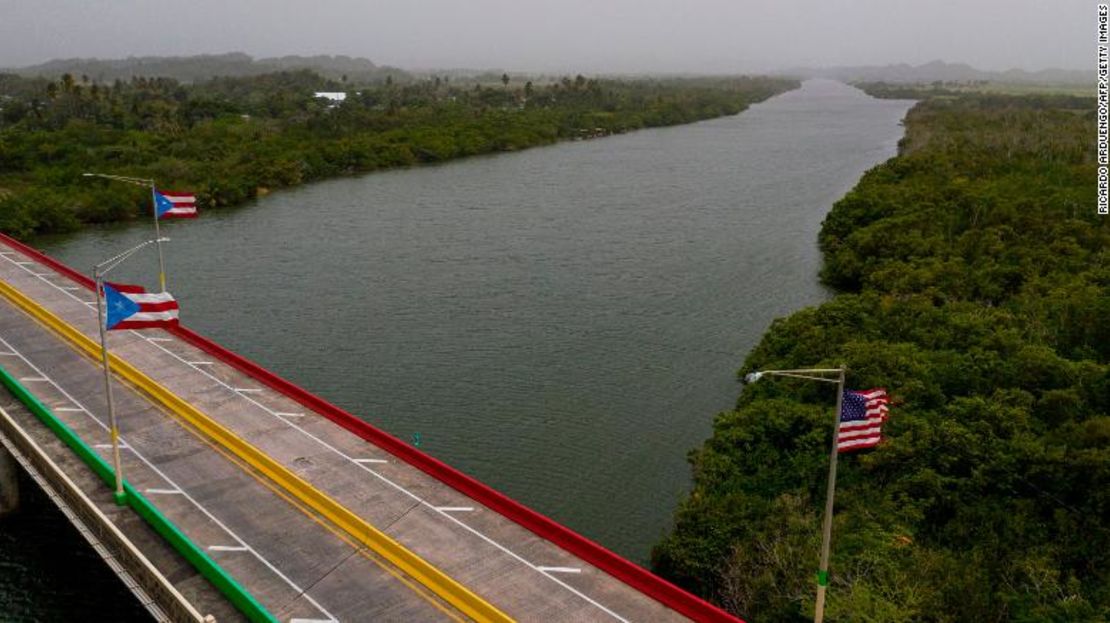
left=653, top=90, right=1108, bottom=622
left=0, top=70, right=796, bottom=238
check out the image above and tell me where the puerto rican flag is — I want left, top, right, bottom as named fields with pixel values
left=103, top=282, right=180, bottom=330
left=154, top=189, right=197, bottom=219
left=836, top=388, right=890, bottom=453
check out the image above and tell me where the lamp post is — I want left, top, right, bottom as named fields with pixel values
left=744, top=366, right=845, bottom=623
left=93, top=238, right=168, bottom=504
left=82, top=173, right=168, bottom=292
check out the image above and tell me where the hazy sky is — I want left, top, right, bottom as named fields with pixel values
left=0, top=0, right=1091, bottom=73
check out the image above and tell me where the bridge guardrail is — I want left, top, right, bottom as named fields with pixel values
left=0, top=363, right=279, bottom=623
left=0, top=399, right=205, bottom=622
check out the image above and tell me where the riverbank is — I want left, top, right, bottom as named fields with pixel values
left=35, top=80, right=913, bottom=565
left=652, top=91, right=1107, bottom=621
left=0, top=72, right=797, bottom=239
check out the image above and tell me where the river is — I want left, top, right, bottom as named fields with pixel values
left=4, top=79, right=913, bottom=619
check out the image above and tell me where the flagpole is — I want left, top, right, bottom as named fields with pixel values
left=81, top=173, right=170, bottom=291
left=90, top=237, right=167, bottom=506
left=94, top=268, right=127, bottom=505
left=813, top=365, right=846, bottom=623
left=150, top=181, right=167, bottom=292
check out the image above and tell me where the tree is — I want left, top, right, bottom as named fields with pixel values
left=501, top=73, right=510, bottom=89
left=0, top=71, right=798, bottom=238
left=653, top=92, right=1110, bottom=622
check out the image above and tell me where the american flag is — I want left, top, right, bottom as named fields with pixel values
left=837, top=388, right=890, bottom=453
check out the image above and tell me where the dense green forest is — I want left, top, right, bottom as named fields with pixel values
left=0, top=70, right=796, bottom=238
left=653, top=91, right=1108, bottom=621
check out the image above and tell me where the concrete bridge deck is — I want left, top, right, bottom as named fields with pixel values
left=0, top=235, right=736, bottom=622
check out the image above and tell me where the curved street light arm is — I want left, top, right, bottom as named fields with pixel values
left=744, top=367, right=844, bottom=384
left=82, top=172, right=153, bottom=187
left=94, top=238, right=169, bottom=278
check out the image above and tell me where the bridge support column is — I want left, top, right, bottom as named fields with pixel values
left=0, top=445, right=19, bottom=516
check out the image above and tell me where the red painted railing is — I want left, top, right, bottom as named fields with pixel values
left=0, top=232, right=742, bottom=623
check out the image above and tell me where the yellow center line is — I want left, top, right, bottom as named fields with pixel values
left=158, top=405, right=469, bottom=623
left=0, top=278, right=514, bottom=623
left=12, top=295, right=466, bottom=623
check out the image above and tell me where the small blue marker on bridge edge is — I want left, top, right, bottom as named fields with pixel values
left=411, top=432, right=422, bottom=448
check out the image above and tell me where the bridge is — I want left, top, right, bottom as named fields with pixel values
left=0, top=233, right=740, bottom=623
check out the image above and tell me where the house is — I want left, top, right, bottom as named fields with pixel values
left=313, top=92, right=347, bottom=107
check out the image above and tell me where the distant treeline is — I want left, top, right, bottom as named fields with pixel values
left=653, top=91, right=1108, bottom=621
left=801, top=60, right=1091, bottom=87
left=0, top=70, right=797, bottom=238
left=858, top=80, right=1092, bottom=103
left=4, top=52, right=405, bottom=85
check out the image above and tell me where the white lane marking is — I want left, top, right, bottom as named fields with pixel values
left=353, top=458, right=388, bottom=464
left=134, top=331, right=631, bottom=621
left=0, top=352, right=17, bottom=356
left=207, top=545, right=249, bottom=552
left=20, top=377, right=47, bottom=382
left=145, top=488, right=183, bottom=495
left=31, top=273, right=52, bottom=277
left=94, top=443, right=130, bottom=450
left=14, top=261, right=33, bottom=266
left=84, top=301, right=97, bottom=307
left=290, top=619, right=336, bottom=623
left=1, top=248, right=625, bottom=621
left=275, top=412, right=305, bottom=418
left=536, top=566, right=582, bottom=574
left=0, top=334, right=338, bottom=623
left=55, top=407, right=85, bottom=412
left=434, top=507, right=475, bottom=513
left=59, top=286, right=80, bottom=291
left=187, top=361, right=214, bottom=366
left=233, top=388, right=262, bottom=393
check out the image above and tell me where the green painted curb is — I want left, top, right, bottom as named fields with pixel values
left=0, top=364, right=279, bottom=623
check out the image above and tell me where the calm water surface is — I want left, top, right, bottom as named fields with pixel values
left=7, top=80, right=913, bottom=617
